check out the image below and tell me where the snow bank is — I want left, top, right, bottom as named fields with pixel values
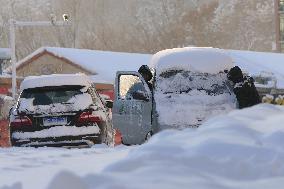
left=150, top=47, right=233, bottom=76
left=0, top=145, right=131, bottom=189
left=46, top=104, right=284, bottom=189
left=20, top=74, right=92, bottom=91
left=12, top=125, right=100, bottom=139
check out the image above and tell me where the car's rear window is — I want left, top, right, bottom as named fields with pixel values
left=20, top=85, right=84, bottom=106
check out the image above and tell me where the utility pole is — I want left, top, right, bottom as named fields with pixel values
left=9, top=14, right=70, bottom=99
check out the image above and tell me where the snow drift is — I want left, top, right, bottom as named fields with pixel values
left=45, top=104, right=284, bottom=189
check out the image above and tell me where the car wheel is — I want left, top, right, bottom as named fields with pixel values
left=145, top=131, right=152, bottom=142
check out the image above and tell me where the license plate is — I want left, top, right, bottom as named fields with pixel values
left=43, top=117, right=67, bottom=126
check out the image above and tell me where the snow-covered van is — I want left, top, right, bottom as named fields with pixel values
left=9, top=74, right=113, bottom=147
left=113, top=47, right=237, bottom=145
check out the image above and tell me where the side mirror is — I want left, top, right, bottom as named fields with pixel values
left=105, top=100, right=113, bottom=109
left=132, top=91, right=149, bottom=101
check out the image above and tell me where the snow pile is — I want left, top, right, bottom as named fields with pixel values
left=20, top=74, right=92, bottom=91
left=12, top=125, right=100, bottom=140
left=2, top=104, right=284, bottom=189
left=46, top=104, right=284, bottom=189
left=0, top=145, right=131, bottom=189
left=154, top=71, right=236, bottom=128
left=150, top=47, right=234, bottom=76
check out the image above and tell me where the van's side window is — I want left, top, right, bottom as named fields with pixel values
left=118, top=74, right=148, bottom=100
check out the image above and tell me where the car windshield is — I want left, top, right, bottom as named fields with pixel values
left=154, top=70, right=235, bottom=129
left=20, top=85, right=84, bottom=106
left=156, top=70, right=230, bottom=95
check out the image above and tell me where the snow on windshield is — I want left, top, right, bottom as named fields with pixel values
left=150, top=47, right=234, bottom=76
left=155, top=71, right=236, bottom=128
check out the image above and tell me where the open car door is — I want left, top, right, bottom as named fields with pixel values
left=112, top=71, right=152, bottom=145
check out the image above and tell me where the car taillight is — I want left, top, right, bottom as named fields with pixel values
left=77, top=111, right=102, bottom=125
left=10, top=116, right=32, bottom=127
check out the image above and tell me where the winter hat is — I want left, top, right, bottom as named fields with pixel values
left=227, top=66, right=243, bottom=83
left=138, top=65, right=152, bottom=81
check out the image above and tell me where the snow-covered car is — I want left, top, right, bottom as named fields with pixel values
left=112, top=47, right=237, bottom=145
left=9, top=74, right=113, bottom=147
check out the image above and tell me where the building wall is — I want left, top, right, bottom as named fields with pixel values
left=16, top=53, right=114, bottom=98
left=17, top=53, right=88, bottom=77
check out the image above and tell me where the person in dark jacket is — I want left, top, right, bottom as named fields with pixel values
left=126, top=65, right=153, bottom=101
left=227, top=66, right=261, bottom=109
left=138, top=65, right=153, bottom=91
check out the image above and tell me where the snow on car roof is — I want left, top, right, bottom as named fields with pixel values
left=150, top=47, right=234, bottom=75
left=20, top=74, right=93, bottom=91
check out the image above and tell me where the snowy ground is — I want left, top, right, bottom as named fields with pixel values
left=1, top=104, right=284, bottom=189
left=0, top=145, right=131, bottom=189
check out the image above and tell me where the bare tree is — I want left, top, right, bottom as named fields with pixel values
left=0, top=0, right=277, bottom=61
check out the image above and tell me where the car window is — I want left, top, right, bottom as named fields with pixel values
left=118, top=74, right=147, bottom=100
left=20, top=85, right=84, bottom=106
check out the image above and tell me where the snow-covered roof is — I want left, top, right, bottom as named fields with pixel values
left=0, top=48, right=11, bottom=59
left=150, top=47, right=234, bottom=75
left=20, top=74, right=93, bottom=91
left=225, top=50, right=284, bottom=88
left=10, top=47, right=152, bottom=84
